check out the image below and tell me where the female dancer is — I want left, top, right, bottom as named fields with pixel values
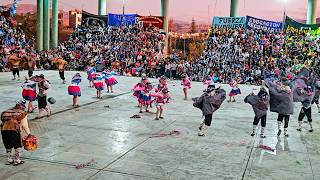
left=152, top=89, right=170, bottom=120
left=133, top=77, right=149, bottom=105
left=68, top=73, right=82, bottom=108
left=86, top=66, right=96, bottom=88
left=181, top=74, right=191, bottom=100
left=93, top=73, right=105, bottom=99
left=228, top=79, right=241, bottom=102
left=21, top=76, right=37, bottom=113
left=139, top=82, right=153, bottom=113
left=103, top=70, right=118, bottom=93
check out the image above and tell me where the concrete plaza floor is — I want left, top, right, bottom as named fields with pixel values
left=0, top=70, right=319, bottom=180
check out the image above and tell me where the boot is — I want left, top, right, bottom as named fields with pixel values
left=284, top=128, right=289, bottom=137
left=199, top=121, right=204, bottom=130
left=5, top=149, right=13, bottom=165
left=297, top=121, right=302, bottom=131
left=260, top=127, right=266, bottom=138
left=309, top=122, right=314, bottom=132
left=198, top=124, right=208, bottom=136
left=251, top=125, right=257, bottom=136
left=277, top=121, right=282, bottom=136
left=13, top=148, right=24, bottom=166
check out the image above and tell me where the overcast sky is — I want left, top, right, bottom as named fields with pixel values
left=2, top=0, right=320, bottom=23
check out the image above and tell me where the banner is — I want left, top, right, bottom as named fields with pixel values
left=213, top=16, right=245, bottom=29
left=138, top=16, right=164, bottom=29
left=285, top=16, right=320, bottom=31
left=108, top=13, right=137, bottom=26
left=81, top=11, right=108, bottom=27
left=246, top=16, right=282, bottom=32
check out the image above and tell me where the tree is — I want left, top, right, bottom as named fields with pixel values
left=189, top=18, right=198, bottom=33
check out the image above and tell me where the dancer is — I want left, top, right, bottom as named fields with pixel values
left=292, top=77, right=315, bottom=132
left=1, top=101, right=32, bottom=165
left=8, top=51, right=21, bottom=80
left=37, top=74, right=51, bottom=118
left=203, top=74, right=215, bottom=91
left=265, top=80, right=293, bottom=137
left=139, top=82, right=153, bottom=113
left=86, top=66, right=96, bottom=88
left=228, top=79, right=241, bottom=102
left=193, top=85, right=226, bottom=136
left=53, top=57, right=67, bottom=84
left=181, top=74, right=191, bottom=100
left=133, top=77, right=148, bottom=107
left=155, top=76, right=168, bottom=93
left=21, top=76, right=37, bottom=113
left=68, top=73, right=82, bottom=108
left=103, top=70, right=118, bottom=93
left=93, top=73, right=104, bottom=99
left=244, top=87, right=269, bottom=138
left=152, top=89, right=170, bottom=120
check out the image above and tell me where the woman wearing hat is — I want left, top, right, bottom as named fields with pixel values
left=1, top=101, right=32, bottom=166
left=193, top=85, right=226, bottom=136
left=244, top=87, right=269, bottom=138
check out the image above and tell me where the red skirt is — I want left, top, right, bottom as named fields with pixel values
left=94, top=82, right=104, bottom=91
left=22, top=89, right=37, bottom=101
left=68, top=85, right=81, bottom=96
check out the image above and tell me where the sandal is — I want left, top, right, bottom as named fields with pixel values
left=13, top=160, right=24, bottom=166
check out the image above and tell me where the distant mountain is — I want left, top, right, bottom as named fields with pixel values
left=15, top=4, right=37, bottom=15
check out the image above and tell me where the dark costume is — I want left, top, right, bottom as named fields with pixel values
left=265, top=80, right=293, bottom=137
left=193, top=86, right=226, bottom=136
left=244, top=88, right=269, bottom=138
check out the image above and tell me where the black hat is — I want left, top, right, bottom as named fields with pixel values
left=206, top=85, right=217, bottom=93
left=258, top=87, right=268, bottom=98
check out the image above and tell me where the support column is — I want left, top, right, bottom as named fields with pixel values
left=36, top=0, right=43, bottom=51
left=43, top=0, right=50, bottom=50
left=230, top=0, right=239, bottom=17
left=98, top=0, right=107, bottom=15
left=52, top=0, right=58, bottom=49
left=161, top=0, right=169, bottom=57
left=307, top=0, right=317, bottom=24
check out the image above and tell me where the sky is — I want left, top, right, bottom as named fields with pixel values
left=2, top=0, right=320, bottom=24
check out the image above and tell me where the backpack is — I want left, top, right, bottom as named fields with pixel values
left=1, top=109, right=25, bottom=123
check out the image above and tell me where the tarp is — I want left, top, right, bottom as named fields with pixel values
left=212, top=16, right=245, bottom=29
left=81, top=11, right=108, bottom=27
left=137, top=16, right=164, bottom=29
left=285, top=16, right=320, bottom=31
left=108, top=13, right=137, bottom=26
left=246, top=16, right=282, bottom=32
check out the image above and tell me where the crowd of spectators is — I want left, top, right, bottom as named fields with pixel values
left=1, top=14, right=319, bottom=85
left=190, top=28, right=320, bottom=85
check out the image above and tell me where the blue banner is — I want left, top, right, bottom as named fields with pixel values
left=108, top=13, right=137, bottom=26
left=246, top=16, right=282, bottom=32
left=213, top=16, right=245, bottom=29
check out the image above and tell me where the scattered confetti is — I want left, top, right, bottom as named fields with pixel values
left=257, top=145, right=274, bottom=152
left=75, top=159, right=97, bottom=169
left=150, top=130, right=181, bottom=138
